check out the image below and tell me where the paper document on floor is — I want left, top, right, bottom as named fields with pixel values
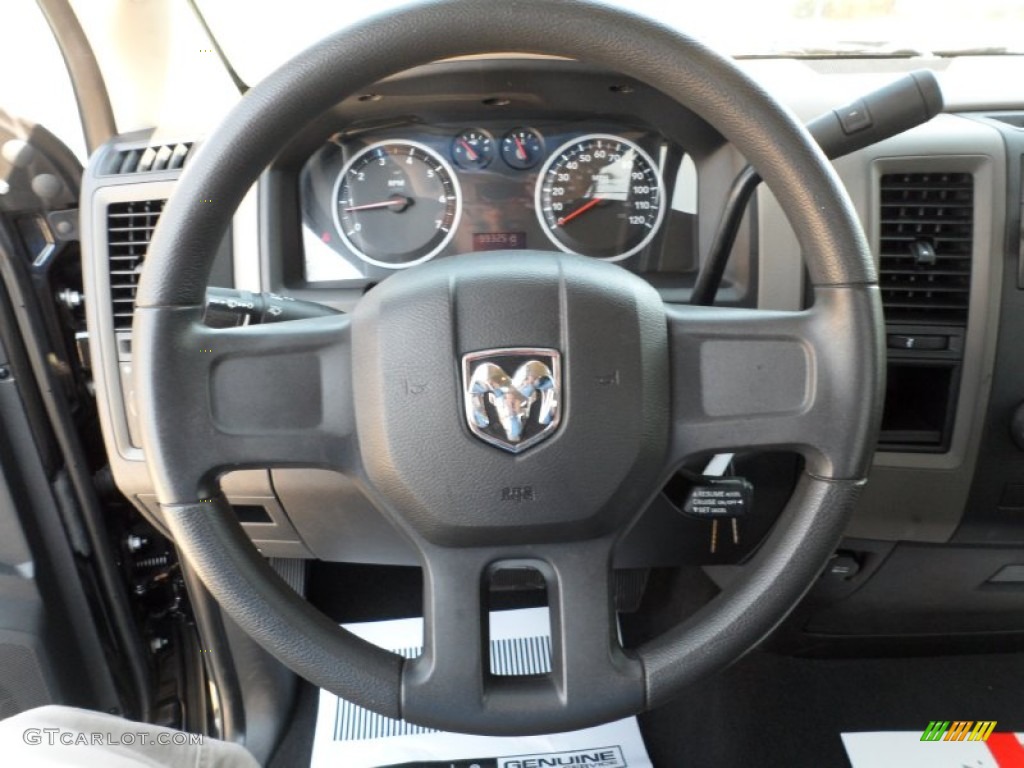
left=310, top=607, right=652, bottom=768
left=843, top=730, right=1024, bottom=767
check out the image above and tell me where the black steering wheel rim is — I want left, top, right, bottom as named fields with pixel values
left=134, top=0, right=883, bottom=735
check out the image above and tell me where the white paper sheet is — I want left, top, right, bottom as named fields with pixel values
left=843, top=730, right=1024, bottom=768
left=311, top=607, right=653, bottom=768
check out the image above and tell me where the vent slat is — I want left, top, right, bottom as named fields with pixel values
left=879, top=284, right=969, bottom=294
left=880, top=268, right=970, bottom=277
left=106, top=143, right=193, bottom=175
left=880, top=201, right=972, bottom=209
left=137, top=147, right=158, bottom=173
left=117, top=149, right=141, bottom=175
left=878, top=173, right=974, bottom=325
left=879, top=300, right=969, bottom=311
left=106, top=199, right=166, bottom=330
left=880, top=183, right=973, bottom=192
left=152, top=145, right=173, bottom=172
left=880, top=218, right=971, bottom=226
left=880, top=237, right=973, bottom=244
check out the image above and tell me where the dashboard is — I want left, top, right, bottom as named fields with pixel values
left=255, top=61, right=744, bottom=312
left=79, top=54, right=1024, bottom=641
left=298, top=122, right=696, bottom=285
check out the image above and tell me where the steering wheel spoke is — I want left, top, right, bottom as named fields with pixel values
left=134, top=306, right=356, bottom=501
left=666, top=286, right=882, bottom=480
left=402, top=541, right=643, bottom=734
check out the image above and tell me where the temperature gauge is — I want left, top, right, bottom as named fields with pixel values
left=451, top=129, right=495, bottom=170
left=501, top=127, right=543, bottom=170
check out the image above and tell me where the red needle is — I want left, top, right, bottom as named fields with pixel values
left=556, top=197, right=603, bottom=227
left=513, top=134, right=528, bottom=160
left=343, top=197, right=410, bottom=212
left=458, top=139, right=479, bottom=161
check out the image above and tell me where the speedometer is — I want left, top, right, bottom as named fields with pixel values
left=535, top=134, right=665, bottom=261
left=333, top=140, right=461, bottom=269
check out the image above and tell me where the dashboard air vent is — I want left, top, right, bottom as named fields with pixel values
left=879, top=172, right=974, bottom=325
left=106, top=200, right=165, bottom=330
left=107, top=142, right=192, bottom=174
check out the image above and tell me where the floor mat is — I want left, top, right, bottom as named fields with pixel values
left=310, top=608, right=652, bottom=768
left=843, top=730, right=1024, bottom=767
left=636, top=649, right=1024, bottom=767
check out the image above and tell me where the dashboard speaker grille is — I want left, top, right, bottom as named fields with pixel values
left=106, top=199, right=165, bottom=330
left=879, top=172, right=974, bottom=325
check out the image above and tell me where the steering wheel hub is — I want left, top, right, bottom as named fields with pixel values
left=352, top=251, right=669, bottom=545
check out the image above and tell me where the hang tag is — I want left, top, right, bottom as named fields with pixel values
left=682, top=477, right=753, bottom=518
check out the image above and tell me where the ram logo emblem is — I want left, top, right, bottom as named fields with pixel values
left=462, top=348, right=561, bottom=453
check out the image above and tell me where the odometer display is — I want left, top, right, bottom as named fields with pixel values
left=333, top=140, right=461, bottom=269
left=535, top=134, right=665, bottom=261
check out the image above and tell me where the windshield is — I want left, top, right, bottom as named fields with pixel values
left=196, top=0, right=1024, bottom=86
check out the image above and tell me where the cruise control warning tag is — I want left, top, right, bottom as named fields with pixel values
left=683, top=477, right=753, bottom=518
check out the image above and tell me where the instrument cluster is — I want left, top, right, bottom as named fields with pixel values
left=299, top=122, right=677, bottom=283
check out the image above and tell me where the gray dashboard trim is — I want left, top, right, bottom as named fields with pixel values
left=81, top=172, right=305, bottom=553
left=849, top=119, right=1005, bottom=542
left=756, top=185, right=804, bottom=311
left=232, top=184, right=261, bottom=292
left=868, top=152, right=1000, bottom=473
left=748, top=113, right=1006, bottom=542
left=85, top=180, right=178, bottom=464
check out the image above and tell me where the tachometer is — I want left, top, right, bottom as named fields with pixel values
left=535, top=134, right=664, bottom=261
left=333, top=140, right=461, bottom=269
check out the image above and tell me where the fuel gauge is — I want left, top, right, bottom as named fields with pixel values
left=451, top=129, right=495, bottom=170
left=501, top=127, right=544, bottom=170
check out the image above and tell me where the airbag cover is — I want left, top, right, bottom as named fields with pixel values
left=351, top=251, right=669, bottom=545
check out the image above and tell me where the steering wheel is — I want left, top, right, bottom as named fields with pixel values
left=135, top=0, right=883, bottom=735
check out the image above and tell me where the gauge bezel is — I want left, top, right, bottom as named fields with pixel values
left=451, top=128, right=496, bottom=170
left=332, top=139, right=463, bottom=270
left=500, top=127, right=544, bottom=170
left=534, top=133, right=666, bottom=262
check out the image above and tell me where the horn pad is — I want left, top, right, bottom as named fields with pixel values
left=351, top=251, right=669, bottom=546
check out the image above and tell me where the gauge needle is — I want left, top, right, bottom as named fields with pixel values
left=556, top=196, right=603, bottom=227
left=458, top=139, right=479, bottom=161
left=513, top=134, right=528, bottom=160
left=343, top=195, right=412, bottom=213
